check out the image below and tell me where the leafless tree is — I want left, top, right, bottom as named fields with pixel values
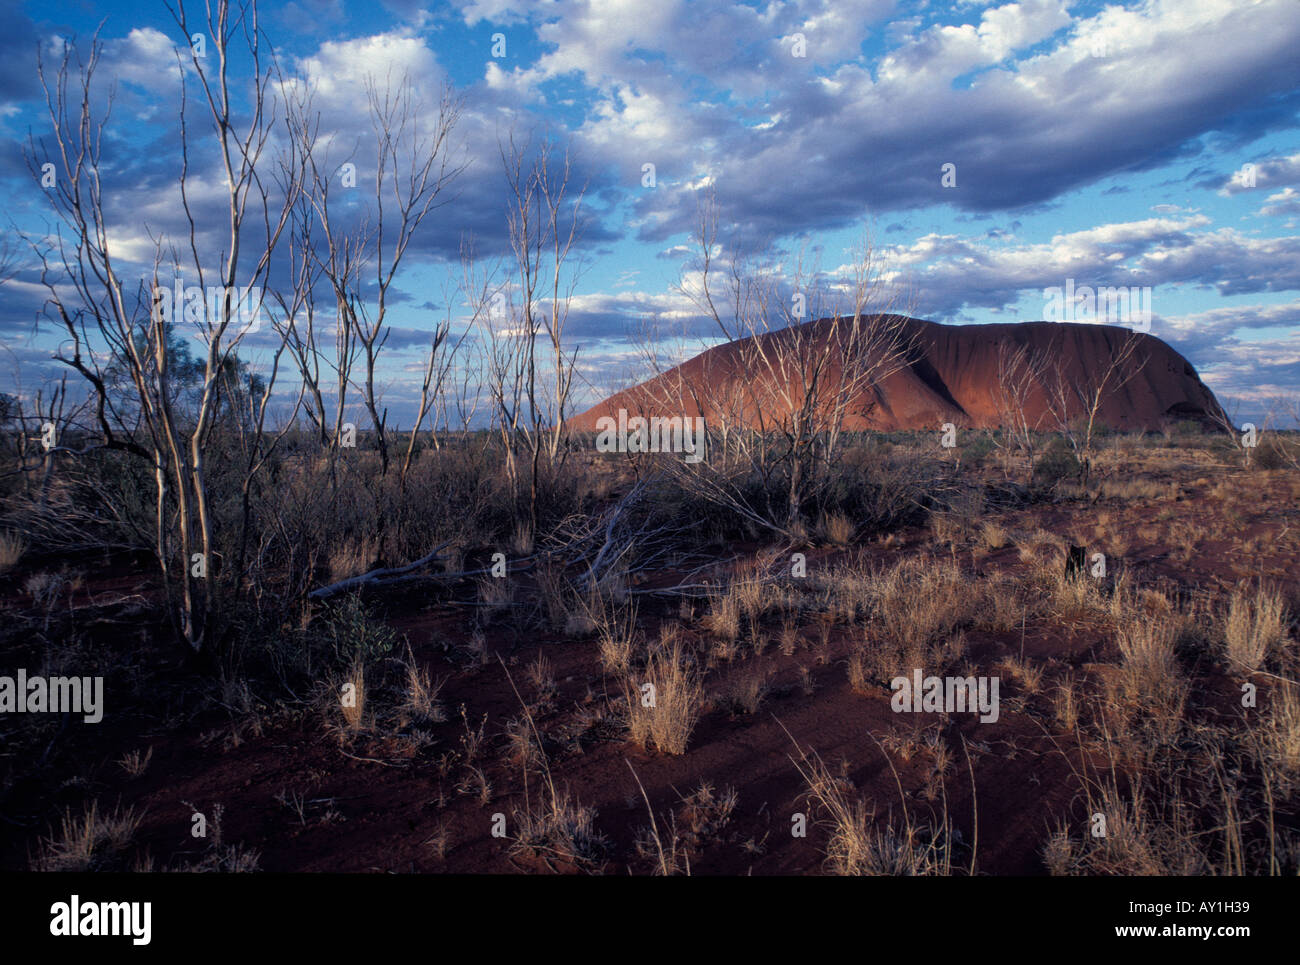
left=500, top=132, right=587, bottom=528
left=29, top=2, right=303, bottom=650
left=398, top=262, right=472, bottom=489
left=289, top=72, right=464, bottom=476
left=645, top=191, right=915, bottom=531
left=993, top=339, right=1049, bottom=481
left=1040, top=327, right=1147, bottom=481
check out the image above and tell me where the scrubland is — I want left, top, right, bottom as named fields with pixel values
left=3, top=423, right=1299, bottom=875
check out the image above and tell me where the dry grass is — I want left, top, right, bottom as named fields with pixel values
left=818, top=511, right=856, bottom=547
left=789, top=740, right=957, bottom=875
left=981, top=575, right=1025, bottom=633
left=1224, top=583, right=1287, bottom=675
left=403, top=649, right=447, bottom=724
left=117, top=747, right=153, bottom=779
left=725, top=667, right=771, bottom=715
left=703, top=585, right=742, bottom=643
left=581, top=595, right=639, bottom=676
left=35, top=801, right=142, bottom=871
left=978, top=519, right=1010, bottom=551
left=0, top=531, right=25, bottom=575
left=627, top=761, right=690, bottom=875
left=455, top=766, right=492, bottom=804
left=678, top=780, right=738, bottom=846
left=625, top=638, right=706, bottom=755
left=878, top=557, right=978, bottom=646
left=527, top=652, right=558, bottom=710
left=425, top=821, right=451, bottom=860
left=928, top=511, right=967, bottom=546
left=1112, top=613, right=1187, bottom=745
left=476, top=574, right=514, bottom=617
left=505, top=715, right=543, bottom=769
left=511, top=788, right=606, bottom=867
left=779, top=619, right=800, bottom=656
left=1052, top=570, right=1108, bottom=623
left=799, top=665, right=815, bottom=696
left=846, top=650, right=872, bottom=694
left=508, top=522, right=534, bottom=556
left=837, top=556, right=984, bottom=690
left=500, top=661, right=609, bottom=869
left=327, top=537, right=379, bottom=583
left=339, top=662, right=366, bottom=734
left=1099, top=476, right=1174, bottom=503
left=534, top=563, right=577, bottom=632
left=1264, top=684, right=1300, bottom=791
left=1043, top=778, right=1206, bottom=875
left=997, top=654, right=1044, bottom=694
left=1054, top=675, right=1078, bottom=731
left=1017, top=528, right=1062, bottom=575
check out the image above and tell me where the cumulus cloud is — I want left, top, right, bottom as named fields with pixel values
left=525, top=0, right=1300, bottom=241
left=1215, top=152, right=1300, bottom=195
left=857, top=216, right=1300, bottom=319
left=3, top=0, right=1300, bottom=415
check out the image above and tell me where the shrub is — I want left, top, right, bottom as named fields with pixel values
left=1033, top=445, right=1083, bottom=487
left=317, top=594, right=399, bottom=666
left=960, top=434, right=996, bottom=467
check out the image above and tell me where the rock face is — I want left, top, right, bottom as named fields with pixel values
left=568, top=316, right=1224, bottom=433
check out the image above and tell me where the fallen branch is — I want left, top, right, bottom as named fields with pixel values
left=309, top=541, right=454, bottom=600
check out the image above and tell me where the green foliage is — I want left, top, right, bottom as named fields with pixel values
left=317, top=594, right=398, bottom=666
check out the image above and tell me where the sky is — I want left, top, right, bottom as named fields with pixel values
left=1, top=0, right=1298, bottom=428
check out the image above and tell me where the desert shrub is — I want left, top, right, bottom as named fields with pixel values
left=1033, top=439, right=1083, bottom=487
left=510, top=789, right=609, bottom=868
left=960, top=434, right=996, bottom=467
left=1252, top=437, right=1291, bottom=470
left=316, top=594, right=399, bottom=666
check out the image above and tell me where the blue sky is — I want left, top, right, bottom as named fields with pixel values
left=2, top=0, right=1298, bottom=427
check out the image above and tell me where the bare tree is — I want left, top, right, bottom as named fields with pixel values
left=398, top=263, right=472, bottom=489
left=1040, top=327, right=1147, bottom=481
left=289, top=72, right=464, bottom=475
left=645, top=191, right=914, bottom=532
left=500, top=132, right=587, bottom=528
left=992, top=339, right=1049, bottom=482
left=30, top=2, right=303, bottom=651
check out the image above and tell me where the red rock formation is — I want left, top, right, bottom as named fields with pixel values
left=567, top=316, right=1224, bottom=432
